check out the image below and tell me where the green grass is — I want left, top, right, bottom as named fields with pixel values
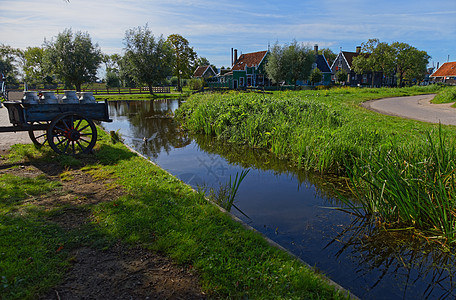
left=175, top=85, right=456, bottom=244
left=0, top=129, right=348, bottom=299
left=176, top=85, right=447, bottom=174
left=0, top=171, right=69, bottom=299
left=431, top=86, right=456, bottom=104
left=343, top=126, right=456, bottom=244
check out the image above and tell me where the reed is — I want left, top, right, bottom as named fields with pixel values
left=206, top=170, right=250, bottom=218
left=176, top=86, right=447, bottom=174
left=344, top=125, right=456, bottom=242
left=176, top=86, right=456, bottom=242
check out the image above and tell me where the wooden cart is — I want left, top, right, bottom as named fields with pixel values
left=1, top=101, right=112, bottom=155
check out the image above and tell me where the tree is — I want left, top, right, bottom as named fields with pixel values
left=404, top=50, right=430, bottom=84
left=318, top=48, right=337, bottom=66
left=106, top=71, right=120, bottom=88
left=166, top=34, right=197, bottom=92
left=123, top=25, right=173, bottom=93
left=352, top=39, right=382, bottom=87
left=0, top=44, right=21, bottom=84
left=336, top=69, right=348, bottom=84
left=265, top=42, right=284, bottom=85
left=195, top=56, right=210, bottom=67
left=283, top=41, right=315, bottom=88
left=103, top=54, right=122, bottom=87
left=392, top=42, right=430, bottom=87
left=374, top=42, right=395, bottom=86
left=309, top=68, right=323, bottom=86
left=265, top=40, right=315, bottom=87
left=22, top=47, right=47, bottom=86
left=44, top=29, right=102, bottom=92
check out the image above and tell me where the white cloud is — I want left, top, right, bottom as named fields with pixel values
left=1, top=0, right=454, bottom=67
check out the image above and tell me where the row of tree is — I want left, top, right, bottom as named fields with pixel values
left=351, top=39, right=430, bottom=87
left=1, top=29, right=431, bottom=91
left=0, top=25, right=209, bottom=93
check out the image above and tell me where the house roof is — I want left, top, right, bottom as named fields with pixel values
left=316, top=54, right=331, bottom=73
left=232, top=50, right=268, bottom=71
left=431, top=62, right=456, bottom=77
left=341, top=51, right=360, bottom=68
left=193, top=65, right=214, bottom=77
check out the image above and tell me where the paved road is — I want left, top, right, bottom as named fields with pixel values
left=362, top=94, right=456, bottom=126
left=0, top=104, right=32, bottom=154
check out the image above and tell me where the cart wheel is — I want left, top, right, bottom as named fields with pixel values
left=28, top=121, right=49, bottom=147
left=47, top=113, right=97, bottom=155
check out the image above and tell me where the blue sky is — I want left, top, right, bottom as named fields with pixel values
left=1, top=0, right=455, bottom=69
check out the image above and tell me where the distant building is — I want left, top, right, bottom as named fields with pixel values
left=209, top=49, right=270, bottom=89
left=330, top=47, right=385, bottom=86
left=430, top=62, right=456, bottom=85
left=193, top=65, right=217, bottom=79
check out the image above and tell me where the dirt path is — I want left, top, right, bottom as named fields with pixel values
left=0, top=156, right=206, bottom=299
left=361, top=94, right=456, bottom=125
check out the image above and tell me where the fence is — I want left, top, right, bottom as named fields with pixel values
left=53, top=86, right=171, bottom=94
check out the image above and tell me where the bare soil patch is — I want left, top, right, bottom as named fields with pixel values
left=0, top=153, right=206, bottom=300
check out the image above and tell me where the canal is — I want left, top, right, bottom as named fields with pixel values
left=102, top=99, right=456, bottom=299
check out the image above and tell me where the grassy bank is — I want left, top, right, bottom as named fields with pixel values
left=0, top=132, right=348, bottom=299
left=431, top=86, right=456, bottom=105
left=176, top=86, right=449, bottom=174
left=175, top=86, right=456, bottom=243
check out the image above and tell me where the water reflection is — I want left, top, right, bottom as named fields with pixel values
left=327, top=218, right=456, bottom=299
left=109, top=100, right=191, bottom=159
left=193, top=133, right=352, bottom=202
left=103, top=100, right=456, bottom=300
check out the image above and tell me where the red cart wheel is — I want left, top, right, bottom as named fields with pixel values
left=47, top=112, right=97, bottom=155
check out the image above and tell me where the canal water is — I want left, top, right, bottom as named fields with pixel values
left=102, top=99, right=456, bottom=299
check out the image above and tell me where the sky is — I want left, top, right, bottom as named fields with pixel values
left=1, top=0, right=455, bottom=70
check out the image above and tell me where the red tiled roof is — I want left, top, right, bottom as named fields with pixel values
left=431, top=62, right=456, bottom=77
left=193, top=65, right=209, bottom=77
left=232, top=50, right=267, bottom=71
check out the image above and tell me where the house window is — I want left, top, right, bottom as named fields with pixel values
left=362, top=74, right=368, bottom=84
left=258, top=75, right=264, bottom=85
left=247, top=75, right=252, bottom=86
left=239, top=77, right=245, bottom=87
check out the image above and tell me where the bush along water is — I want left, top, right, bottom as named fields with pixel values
left=344, top=125, right=456, bottom=246
left=176, top=87, right=446, bottom=174
left=176, top=91, right=350, bottom=173
left=175, top=86, right=456, bottom=244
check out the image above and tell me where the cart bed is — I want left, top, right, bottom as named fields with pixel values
left=4, top=101, right=111, bottom=125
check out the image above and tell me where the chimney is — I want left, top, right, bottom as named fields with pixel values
left=314, top=44, right=318, bottom=55
left=356, top=46, right=361, bottom=54
left=234, top=49, right=238, bottom=65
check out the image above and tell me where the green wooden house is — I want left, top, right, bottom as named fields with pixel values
left=208, top=50, right=270, bottom=89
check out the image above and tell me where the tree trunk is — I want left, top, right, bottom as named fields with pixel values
left=75, top=83, right=81, bottom=92
left=148, top=82, right=155, bottom=95
left=371, top=70, right=375, bottom=87
left=177, top=73, right=182, bottom=93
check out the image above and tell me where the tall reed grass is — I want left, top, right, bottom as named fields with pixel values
left=176, top=86, right=456, bottom=242
left=176, top=86, right=447, bottom=174
left=344, top=126, right=456, bottom=243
